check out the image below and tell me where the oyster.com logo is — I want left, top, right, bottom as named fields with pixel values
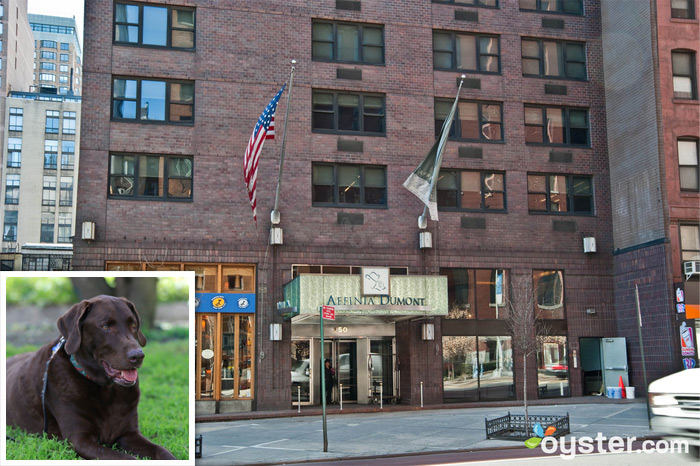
left=524, top=423, right=556, bottom=449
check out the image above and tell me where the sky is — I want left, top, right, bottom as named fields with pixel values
left=28, top=0, right=85, bottom=46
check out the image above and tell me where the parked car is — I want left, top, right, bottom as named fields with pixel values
left=649, top=368, right=700, bottom=458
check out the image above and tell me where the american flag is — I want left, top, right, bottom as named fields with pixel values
left=243, top=83, right=286, bottom=224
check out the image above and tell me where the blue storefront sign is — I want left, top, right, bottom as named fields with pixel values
left=195, top=292, right=256, bottom=313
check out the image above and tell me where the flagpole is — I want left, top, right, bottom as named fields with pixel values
left=417, top=74, right=466, bottom=229
left=271, top=60, right=296, bottom=225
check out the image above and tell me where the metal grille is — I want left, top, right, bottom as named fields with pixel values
left=485, top=412, right=570, bottom=440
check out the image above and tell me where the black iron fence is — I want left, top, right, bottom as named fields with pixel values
left=485, top=412, right=570, bottom=440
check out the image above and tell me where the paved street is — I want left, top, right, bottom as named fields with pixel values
left=194, top=401, right=674, bottom=465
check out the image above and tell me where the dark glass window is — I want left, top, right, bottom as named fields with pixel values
left=9, top=108, right=23, bottom=131
left=433, top=31, right=500, bottom=73
left=44, top=140, right=58, bottom=169
left=533, top=270, right=565, bottom=319
left=41, top=40, right=57, bottom=48
left=60, top=177, right=73, bottom=206
left=435, top=99, right=503, bottom=142
left=40, top=214, right=54, bottom=243
left=312, top=164, right=386, bottom=207
left=527, top=174, right=593, bottom=214
left=433, top=0, right=498, bottom=6
left=42, top=176, right=56, bottom=206
left=40, top=51, right=56, bottom=59
left=45, top=110, right=59, bottom=133
left=671, top=0, right=696, bottom=19
left=7, top=138, right=21, bottom=168
left=437, top=170, right=505, bottom=212
left=114, top=2, right=195, bottom=49
left=112, top=77, right=194, bottom=123
left=312, top=21, right=384, bottom=64
left=109, top=154, right=193, bottom=200
left=312, top=91, right=385, bottom=134
left=672, top=51, right=697, bottom=100
left=5, top=175, right=19, bottom=205
left=61, top=42, right=70, bottom=50
left=61, top=141, right=75, bottom=170
left=58, top=213, right=72, bottom=243
left=3, top=211, right=18, bottom=241
left=524, top=105, right=589, bottom=146
left=522, top=39, right=586, bottom=80
left=520, top=0, right=582, bottom=15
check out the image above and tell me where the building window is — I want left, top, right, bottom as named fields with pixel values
left=522, top=39, right=586, bottom=80
left=59, top=64, right=68, bottom=73
left=109, top=154, right=193, bottom=200
left=59, top=75, right=68, bottom=84
left=9, top=108, right=23, bottom=131
left=520, top=0, right=583, bottom=15
left=433, top=0, right=498, bottom=6
left=61, top=141, right=75, bottom=170
left=435, top=99, right=503, bottom=142
left=63, top=111, right=76, bottom=134
left=672, top=0, right=696, bottom=19
left=3, top=211, right=18, bottom=241
left=59, top=87, right=69, bottom=94
left=442, top=335, right=513, bottom=402
left=40, top=51, right=56, bottom=59
left=60, top=53, right=69, bottom=62
left=442, top=268, right=507, bottom=319
left=312, top=21, right=384, bottom=65
left=40, top=62, right=56, bottom=71
left=42, top=176, right=56, bottom=206
left=312, top=164, right=387, bottom=207
left=524, top=105, right=589, bottom=146
left=672, top=50, right=697, bottom=100
left=41, top=40, right=57, bottom=48
left=60, top=176, right=73, bottom=206
left=533, top=270, right=564, bottom=319
left=5, top=174, right=19, bottom=205
left=45, top=110, right=60, bottom=133
left=7, top=138, right=21, bottom=168
left=112, top=77, right=194, bottom=123
left=679, top=138, right=699, bottom=191
left=437, top=170, right=506, bottom=212
left=433, top=31, right=500, bottom=73
left=114, top=2, right=195, bottom=49
left=680, top=225, right=700, bottom=262
left=312, top=91, right=385, bottom=134
left=44, top=140, right=59, bottom=169
left=527, top=174, right=593, bottom=214
left=39, top=73, right=55, bottom=82
left=40, top=213, right=54, bottom=243
left=58, top=213, right=72, bottom=243
left=61, top=42, right=70, bottom=50
left=537, top=336, right=570, bottom=398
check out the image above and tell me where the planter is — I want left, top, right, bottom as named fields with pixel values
left=485, top=412, right=570, bottom=441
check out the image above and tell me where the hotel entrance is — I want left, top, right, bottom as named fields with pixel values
left=291, top=335, right=396, bottom=406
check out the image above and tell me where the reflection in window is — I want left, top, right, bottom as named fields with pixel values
left=672, top=51, right=697, bottom=100
left=115, top=2, right=195, bottom=48
left=443, top=269, right=507, bottom=319
left=534, top=270, right=564, bottom=319
left=198, top=315, right=216, bottom=399
left=443, top=335, right=513, bottom=401
left=113, top=77, right=194, bottom=123
left=109, top=154, right=193, bottom=200
left=312, top=21, right=384, bottom=64
left=537, top=336, right=569, bottom=398
left=239, top=316, right=253, bottom=398
left=292, top=340, right=311, bottom=402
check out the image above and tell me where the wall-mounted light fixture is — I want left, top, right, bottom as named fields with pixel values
left=81, top=221, right=95, bottom=240
left=421, top=323, right=435, bottom=340
left=583, top=236, right=596, bottom=253
left=269, top=323, right=282, bottom=341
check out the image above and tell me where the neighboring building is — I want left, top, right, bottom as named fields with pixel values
left=77, top=0, right=623, bottom=414
left=29, top=14, right=82, bottom=95
left=1, top=91, right=81, bottom=270
left=601, top=0, right=699, bottom=388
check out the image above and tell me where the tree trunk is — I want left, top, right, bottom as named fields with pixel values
left=70, top=277, right=158, bottom=330
left=523, top=352, right=529, bottom=434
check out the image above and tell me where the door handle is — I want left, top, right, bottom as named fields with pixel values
left=605, top=366, right=627, bottom=371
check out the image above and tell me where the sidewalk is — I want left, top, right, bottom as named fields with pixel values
left=195, top=398, right=660, bottom=465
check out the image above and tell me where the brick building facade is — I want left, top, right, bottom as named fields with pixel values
left=76, top=0, right=632, bottom=413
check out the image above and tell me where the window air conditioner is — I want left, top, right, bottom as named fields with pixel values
left=684, top=261, right=700, bottom=280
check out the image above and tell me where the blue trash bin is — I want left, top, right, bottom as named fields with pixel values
left=612, top=387, right=622, bottom=399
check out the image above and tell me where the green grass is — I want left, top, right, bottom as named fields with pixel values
left=5, top=336, right=190, bottom=460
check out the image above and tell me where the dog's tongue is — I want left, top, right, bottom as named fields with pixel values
left=121, top=369, right=138, bottom=383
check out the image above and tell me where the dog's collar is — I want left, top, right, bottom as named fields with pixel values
left=42, top=336, right=66, bottom=434
left=69, top=354, right=92, bottom=381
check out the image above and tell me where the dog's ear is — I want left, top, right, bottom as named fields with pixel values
left=57, top=300, right=92, bottom=354
left=119, top=297, right=147, bottom=347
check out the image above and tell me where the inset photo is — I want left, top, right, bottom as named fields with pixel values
left=2, top=272, right=194, bottom=464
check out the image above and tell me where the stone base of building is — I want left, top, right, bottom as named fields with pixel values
left=196, top=400, right=253, bottom=415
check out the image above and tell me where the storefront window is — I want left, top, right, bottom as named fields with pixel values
left=221, top=316, right=236, bottom=398
left=187, top=264, right=218, bottom=292
left=239, top=316, right=253, bottom=398
left=443, top=269, right=507, bottom=319
left=533, top=270, right=565, bottom=319
left=537, top=336, right=570, bottom=398
left=198, top=314, right=216, bottom=399
left=222, top=265, right=255, bottom=293
left=443, top=335, right=514, bottom=401
left=292, top=340, right=311, bottom=402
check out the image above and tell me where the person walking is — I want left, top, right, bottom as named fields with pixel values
left=324, top=358, right=336, bottom=404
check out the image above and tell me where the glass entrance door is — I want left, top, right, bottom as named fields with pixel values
left=338, top=340, right=357, bottom=402
left=292, top=339, right=311, bottom=403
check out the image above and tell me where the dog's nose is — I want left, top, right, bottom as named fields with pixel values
left=127, top=349, right=144, bottom=365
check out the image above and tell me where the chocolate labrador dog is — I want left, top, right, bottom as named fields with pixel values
left=6, top=295, right=177, bottom=460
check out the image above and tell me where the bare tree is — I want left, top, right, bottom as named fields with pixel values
left=71, top=277, right=158, bottom=329
left=505, top=273, right=550, bottom=432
